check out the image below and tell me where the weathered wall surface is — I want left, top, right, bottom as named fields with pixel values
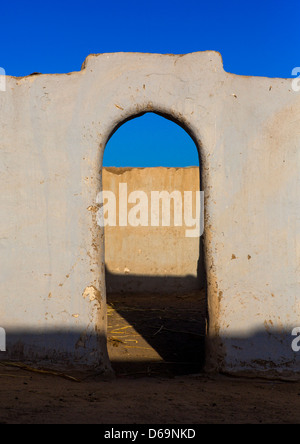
left=0, top=52, right=299, bottom=375
left=103, top=166, right=205, bottom=294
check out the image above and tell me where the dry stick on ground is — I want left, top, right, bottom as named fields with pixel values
left=152, top=325, right=205, bottom=337
left=153, top=325, right=164, bottom=336
left=0, top=361, right=81, bottom=383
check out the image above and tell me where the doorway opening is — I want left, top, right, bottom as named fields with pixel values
left=102, top=112, right=207, bottom=376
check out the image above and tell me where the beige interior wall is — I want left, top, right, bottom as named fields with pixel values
left=103, top=167, right=205, bottom=293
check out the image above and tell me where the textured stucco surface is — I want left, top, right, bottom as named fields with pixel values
left=0, top=51, right=299, bottom=375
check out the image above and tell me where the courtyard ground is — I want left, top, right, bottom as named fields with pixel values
left=0, top=290, right=299, bottom=424
left=0, top=364, right=299, bottom=424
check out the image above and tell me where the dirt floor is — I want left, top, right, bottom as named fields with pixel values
left=107, top=290, right=207, bottom=376
left=0, top=291, right=299, bottom=424
left=0, top=365, right=299, bottom=424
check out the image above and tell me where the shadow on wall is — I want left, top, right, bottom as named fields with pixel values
left=0, top=330, right=111, bottom=372
left=105, top=237, right=206, bottom=294
left=1, top=330, right=298, bottom=377
left=105, top=269, right=205, bottom=294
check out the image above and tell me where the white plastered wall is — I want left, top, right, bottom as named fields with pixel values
left=0, top=52, right=299, bottom=375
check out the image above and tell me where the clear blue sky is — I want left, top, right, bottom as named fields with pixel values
left=1, top=0, right=299, bottom=166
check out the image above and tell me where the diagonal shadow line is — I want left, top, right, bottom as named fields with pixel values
left=105, top=267, right=208, bottom=377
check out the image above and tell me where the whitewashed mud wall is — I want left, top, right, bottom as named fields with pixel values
left=0, top=52, right=299, bottom=376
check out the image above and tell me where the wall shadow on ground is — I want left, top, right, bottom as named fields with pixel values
left=106, top=259, right=208, bottom=376
left=106, top=289, right=207, bottom=376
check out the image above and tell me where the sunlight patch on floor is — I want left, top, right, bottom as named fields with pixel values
left=107, top=303, right=164, bottom=362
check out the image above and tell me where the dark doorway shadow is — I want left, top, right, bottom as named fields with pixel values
left=106, top=267, right=207, bottom=377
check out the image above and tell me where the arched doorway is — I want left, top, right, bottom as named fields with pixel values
left=101, top=112, right=207, bottom=376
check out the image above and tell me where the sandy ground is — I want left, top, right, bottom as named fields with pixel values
left=0, top=291, right=299, bottom=424
left=0, top=365, right=299, bottom=424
